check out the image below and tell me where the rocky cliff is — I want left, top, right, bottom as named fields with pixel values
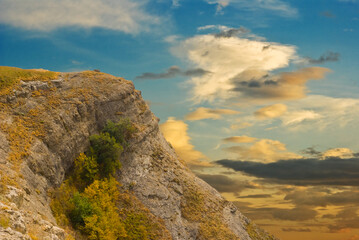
left=0, top=68, right=276, bottom=240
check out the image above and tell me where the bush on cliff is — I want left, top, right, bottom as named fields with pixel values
left=89, top=132, right=122, bottom=178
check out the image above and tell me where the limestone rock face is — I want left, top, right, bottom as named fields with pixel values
left=0, top=71, right=276, bottom=239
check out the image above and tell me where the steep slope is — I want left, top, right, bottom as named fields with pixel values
left=0, top=68, right=276, bottom=240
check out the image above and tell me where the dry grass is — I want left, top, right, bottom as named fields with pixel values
left=0, top=66, right=58, bottom=95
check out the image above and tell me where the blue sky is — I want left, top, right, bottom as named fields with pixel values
left=1, top=0, right=359, bottom=239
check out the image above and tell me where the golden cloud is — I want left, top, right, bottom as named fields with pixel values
left=222, top=135, right=257, bottom=143
left=223, top=138, right=301, bottom=163
left=185, top=107, right=240, bottom=121
left=234, top=67, right=331, bottom=102
left=322, top=148, right=355, bottom=159
left=254, top=103, right=287, bottom=119
left=159, top=117, right=211, bottom=167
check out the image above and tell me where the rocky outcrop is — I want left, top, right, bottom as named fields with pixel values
left=0, top=70, right=276, bottom=239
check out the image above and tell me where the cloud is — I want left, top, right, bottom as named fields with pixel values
left=0, top=0, right=160, bottom=33
left=222, top=136, right=257, bottom=143
left=237, top=194, right=271, bottom=199
left=216, top=157, right=359, bottom=186
left=305, top=51, right=340, bottom=64
left=196, top=173, right=258, bottom=193
left=160, top=117, right=210, bottom=168
left=230, top=122, right=253, bottom=130
left=320, top=11, right=336, bottom=18
left=205, top=0, right=230, bottom=14
left=172, top=29, right=332, bottom=104
left=280, top=95, right=359, bottom=130
left=283, top=187, right=359, bottom=208
left=185, top=107, right=240, bottom=121
left=326, top=207, right=359, bottom=232
left=232, top=202, right=317, bottom=221
left=323, top=148, right=355, bottom=159
left=282, top=227, right=311, bottom=232
left=171, top=31, right=298, bottom=103
left=301, top=147, right=321, bottom=157
left=135, top=66, right=210, bottom=80
left=231, top=67, right=331, bottom=101
left=205, top=0, right=298, bottom=17
left=172, top=0, right=180, bottom=7
left=254, top=104, right=287, bottom=119
left=272, top=207, right=318, bottom=221
left=214, top=27, right=250, bottom=38
left=281, top=110, right=321, bottom=126
left=223, top=139, right=301, bottom=163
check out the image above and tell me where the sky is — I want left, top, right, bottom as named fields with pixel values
left=1, top=0, right=359, bottom=239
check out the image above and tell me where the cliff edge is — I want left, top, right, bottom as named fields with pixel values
left=0, top=67, right=276, bottom=240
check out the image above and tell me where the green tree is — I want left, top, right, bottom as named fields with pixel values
left=69, top=192, right=94, bottom=229
left=102, top=119, right=136, bottom=147
left=89, top=132, right=122, bottom=177
left=73, top=153, right=99, bottom=189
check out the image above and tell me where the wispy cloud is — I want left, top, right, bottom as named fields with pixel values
left=282, top=227, right=311, bottom=232
left=237, top=194, right=271, bottom=199
left=254, top=104, right=287, bottom=119
left=280, top=95, right=359, bottom=130
left=0, top=0, right=160, bottom=33
left=205, top=0, right=298, bottom=17
left=135, top=66, right=210, bottom=80
left=222, top=136, right=257, bottom=143
left=185, top=107, right=240, bottom=121
left=304, top=51, right=340, bottom=64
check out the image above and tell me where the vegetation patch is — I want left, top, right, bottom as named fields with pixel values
left=0, top=66, right=58, bottom=95
left=50, top=119, right=171, bottom=240
left=0, top=214, right=10, bottom=228
left=246, top=222, right=277, bottom=240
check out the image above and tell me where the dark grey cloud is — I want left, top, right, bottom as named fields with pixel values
left=229, top=67, right=331, bottom=101
left=237, top=194, right=271, bottom=199
left=282, top=227, right=311, bottom=232
left=196, top=173, right=258, bottom=193
left=214, top=27, right=249, bottom=38
left=272, top=207, right=318, bottom=221
left=234, top=79, right=279, bottom=89
left=284, top=188, right=359, bottom=207
left=301, top=147, right=321, bottom=157
left=327, top=207, right=359, bottom=232
left=135, top=66, right=210, bottom=80
left=232, top=201, right=317, bottom=221
left=320, top=11, right=336, bottom=18
left=216, top=157, right=359, bottom=186
left=306, top=51, right=340, bottom=64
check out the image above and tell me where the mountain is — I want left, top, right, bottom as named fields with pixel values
left=0, top=67, right=276, bottom=240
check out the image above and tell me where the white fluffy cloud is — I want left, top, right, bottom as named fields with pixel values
left=172, top=32, right=297, bottom=103
left=0, top=0, right=160, bottom=33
